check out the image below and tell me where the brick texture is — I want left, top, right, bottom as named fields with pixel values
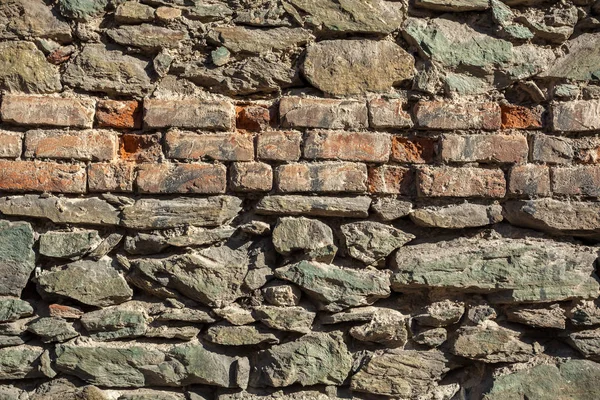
left=24, top=130, right=118, bottom=161
left=303, top=131, right=391, bottom=163
left=508, top=164, right=551, bottom=197
left=165, top=131, right=254, bottom=161
left=552, top=166, right=600, bottom=196
left=143, top=99, right=235, bottom=131
left=368, top=165, right=414, bottom=195
left=276, top=162, right=367, bottom=193
left=0, top=160, right=86, bottom=193
left=1, top=95, right=95, bottom=128
left=418, top=166, right=506, bottom=198
left=88, top=163, right=135, bottom=192
left=230, top=162, right=273, bottom=192
left=280, top=97, right=368, bottom=130
left=440, top=134, right=528, bottom=164
left=0, top=131, right=22, bottom=158
left=414, top=101, right=501, bottom=130
left=96, top=100, right=142, bottom=129
left=136, top=163, right=227, bottom=194
left=257, top=131, right=302, bottom=162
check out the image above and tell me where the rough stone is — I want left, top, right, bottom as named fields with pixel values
left=0, top=344, right=45, bottom=379
left=414, top=300, right=465, bottom=327
left=206, top=324, right=278, bottom=346
left=81, top=307, right=147, bottom=341
left=256, top=195, right=371, bottom=218
left=39, top=230, right=101, bottom=259
left=26, top=317, right=78, bottom=343
left=272, top=217, right=336, bottom=263
left=59, top=0, right=108, bottom=20
left=371, top=198, right=413, bottom=221
left=410, top=203, right=503, bottom=229
left=551, top=100, right=600, bottom=132
left=0, top=41, right=61, bottom=93
left=0, top=220, right=34, bottom=297
left=506, top=304, right=566, bottom=329
left=569, top=328, right=600, bottom=359
left=541, top=32, right=600, bottom=80
left=413, top=328, right=447, bottom=347
left=262, top=281, right=301, bottom=307
left=115, top=1, right=156, bottom=24
left=340, top=221, right=414, bottom=266
left=275, top=260, right=391, bottom=311
left=0, top=297, right=33, bottom=322
left=253, top=305, right=315, bottom=333
left=415, top=0, right=489, bottom=11
left=209, top=27, right=313, bottom=54
left=0, top=0, right=72, bottom=43
left=108, top=24, right=187, bottom=51
left=349, top=308, right=407, bottom=347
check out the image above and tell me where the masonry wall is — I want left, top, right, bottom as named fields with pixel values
left=1, top=0, right=600, bottom=399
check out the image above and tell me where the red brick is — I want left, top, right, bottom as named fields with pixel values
left=368, top=98, right=413, bottom=129
left=48, top=304, right=84, bottom=319
left=0, top=95, right=95, bottom=128
left=552, top=100, right=600, bottom=132
left=230, top=162, right=273, bottom=192
left=508, top=165, right=551, bottom=197
left=120, top=133, right=163, bottom=162
left=88, top=163, right=135, bottom=192
left=136, top=163, right=226, bottom=194
left=257, top=131, right=301, bottom=161
left=279, top=97, right=368, bottom=130
left=97, top=100, right=142, bottom=129
left=501, top=104, right=543, bottom=129
left=303, top=131, right=391, bottom=162
left=531, top=134, right=573, bottom=164
left=391, top=136, right=437, bottom=164
left=440, top=134, right=528, bottom=164
left=418, top=166, right=506, bottom=198
left=414, top=101, right=501, bottom=130
left=0, top=160, right=86, bottom=193
left=143, top=99, right=235, bottom=131
left=165, top=131, right=254, bottom=161
left=0, top=131, right=22, bottom=158
left=24, top=129, right=118, bottom=161
left=552, top=166, right=600, bottom=196
left=368, top=165, right=414, bottom=195
left=47, top=46, right=75, bottom=65
left=275, top=162, right=367, bottom=193
left=236, top=105, right=273, bottom=132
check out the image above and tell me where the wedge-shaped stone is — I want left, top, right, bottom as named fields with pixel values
left=351, top=349, right=453, bottom=397
left=569, top=328, right=600, bottom=359
left=209, top=27, right=313, bottom=54
left=253, top=305, right=315, bottom=333
left=391, top=235, right=600, bottom=303
left=0, top=344, right=46, bottom=379
left=36, top=257, right=133, bottom=307
left=39, top=230, right=101, bottom=259
left=0, top=220, right=34, bottom=297
left=251, top=332, right=352, bottom=387
left=121, top=196, right=242, bottom=230
left=272, top=217, right=336, bottom=263
left=256, top=195, right=371, bottom=218
left=26, top=317, right=78, bottom=343
left=410, top=203, right=503, bottom=229
left=415, top=0, right=489, bottom=11
left=275, top=261, right=391, bottom=311
left=0, top=41, right=61, bottom=93
left=349, top=308, right=408, bottom=347
left=0, top=297, right=33, bottom=322
left=504, top=199, right=600, bottom=239
left=205, top=324, right=279, bottom=346
left=81, top=306, right=147, bottom=341
left=541, top=33, right=600, bottom=81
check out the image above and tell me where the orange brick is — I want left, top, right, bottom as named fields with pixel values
left=0, top=160, right=86, bottom=193
left=24, top=129, right=118, bottom=161
left=391, top=137, right=437, bottom=164
left=97, top=100, right=142, bottom=129
left=120, top=133, right=163, bottom=162
left=165, top=131, right=254, bottom=161
left=236, top=105, right=273, bottom=132
left=501, top=104, right=543, bottom=130
left=368, top=165, right=414, bottom=195
left=304, top=131, right=391, bottom=162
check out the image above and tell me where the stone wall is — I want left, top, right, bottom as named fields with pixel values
left=1, top=0, right=600, bottom=399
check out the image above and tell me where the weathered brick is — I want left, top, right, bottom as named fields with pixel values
left=414, top=101, right=501, bottom=130
left=531, top=134, right=573, bottom=164
left=303, top=131, right=391, bottom=162
left=96, top=100, right=142, bottom=129
left=120, top=133, right=163, bottom=162
left=279, top=97, right=368, bottom=130
left=88, top=163, right=135, bottom=192
left=0, top=95, right=95, bottom=128
left=136, top=163, right=227, bottom=194
left=24, top=130, right=118, bottom=161
left=0, top=160, right=86, bottom=193
left=368, top=98, right=413, bottom=129
left=257, top=131, right=301, bottom=161
left=508, top=164, right=551, bottom=196
left=574, top=137, right=600, bottom=164
left=236, top=105, right=273, bottom=132
left=500, top=104, right=544, bottom=130
left=368, top=165, right=414, bottom=195
left=418, top=166, right=506, bottom=198
left=143, top=99, right=235, bottom=131
left=165, top=131, right=254, bottom=161
left=276, top=162, right=367, bottom=193
left=441, top=134, right=528, bottom=164
left=391, top=136, right=437, bottom=164
left=552, top=166, right=600, bottom=196
left=0, top=131, right=22, bottom=158
left=230, top=162, right=273, bottom=192
left=552, top=100, right=600, bottom=132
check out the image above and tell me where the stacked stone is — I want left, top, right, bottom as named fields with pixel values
left=2, top=0, right=600, bottom=399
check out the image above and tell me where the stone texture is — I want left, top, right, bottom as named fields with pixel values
left=0, top=41, right=61, bottom=93
left=506, top=304, right=566, bottom=329
left=0, top=297, right=33, bottom=322
left=256, top=195, right=371, bottom=218
left=1, top=95, right=95, bottom=128
left=541, top=33, right=600, bottom=80
left=303, top=40, right=414, bottom=96
left=209, top=27, right=313, bottom=54
left=276, top=162, right=367, bottom=193
left=340, top=221, right=414, bottom=266
left=39, top=230, right=101, bottom=259
left=279, top=97, right=368, bottom=130
left=391, top=235, right=600, bottom=303
left=349, top=308, right=408, bottom=346
left=0, top=344, right=45, bottom=379
left=272, top=217, right=336, bottom=262
left=115, top=1, right=155, bottom=24
left=275, top=260, right=391, bottom=311
left=371, top=197, right=413, bottom=221
left=415, top=0, right=489, bottom=11
left=253, top=306, right=315, bottom=333
left=414, top=300, right=465, bottom=327
left=59, top=0, right=107, bottom=20
left=0, top=220, right=34, bottom=297
left=205, top=324, right=279, bottom=346
left=410, top=203, right=503, bottom=229
left=0, top=0, right=71, bottom=43
left=27, top=317, right=78, bottom=343
left=108, top=25, right=187, bottom=51
left=552, top=100, right=600, bottom=132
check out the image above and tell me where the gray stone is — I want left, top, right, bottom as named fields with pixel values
left=187, top=2, right=233, bottom=21
left=504, top=199, right=600, bottom=238
left=216, top=390, right=332, bottom=400
left=414, top=300, right=465, bottom=327
left=156, top=307, right=216, bottom=324
left=542, top=33, right=600, bottom=80
left=275, top=260, right=391, bottom=311
left=145, top=324, right=200, bottom=341
left=0, top=220, right=34, bottom=297
left=410, top=203, right=503, bottom=229
left=36, top=257, right=133, bottom=307
left=0, top=0, right=72, bottom=43
left=115, top=1, right=156, bottom=24
left=371, top=198, right=413, bottom=221
left=569, top=300, right=600, bottom=327
left=506, top=304, right=566, bottom=329
left=59, top=0, right=108, bottom=20
left=112, top=388, right=186, bottom=400
left=413, top=328, right=447, bottom=347
left=0, top=195, right=120, bottom=226
left=211, top=46, right=231, bottom=66
left=26, top=317, right=78, bottom=343
left=81, top=307, right=147, bottom=341
left=351, top=349, right=453, bottom=397
left=272, top=217, right=336, bottom=263
left=0, top=344, right=45, bottom=379
left=467, top=304, right=498, bottom=325
left=415, top=0, right=489, bottom=11
left=205, top=324, right=279, bottom=346
left=39, top=230, right=101, bottom=259
left=166, top=226, right=236, bottom=247
left=256, top=195, right=371, bottom=218
left=391, top=235, right=600, bottom=304
left=287, top=0, right=406, bottom=34
left=262, top=281, right=301, bottom=306
left=349, top=309, right=408, bottom=347
left=303, top=40, right=414, bottom=96
left=89, top=233, right=124, bottom=260
left=253, top=305, right=316, bottom=333
left=0, top=297, right=33, bottom=322
left=0, top=41, right=61, bottom=93
left=121, top=196, right=242, bottom=230
left=252, top=332, right=352, bottom=387
left=214, top=305, right=256, bottom=326
left=340, top=221, right=414, bottom=266
left=107, top=24, right=187, bottom=51
left=569, top=328, right=600, bottom=359
left=209, top=27, right=313, bottom=54
left=484, top=360, right=600, bottom=400
left=320, top=306, right=379, bottom=324
left=64, top=44, right=153, bottom=96
left=451, top=322, right=538, bottom=363
left=124, top=233, right=168, bottom=256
